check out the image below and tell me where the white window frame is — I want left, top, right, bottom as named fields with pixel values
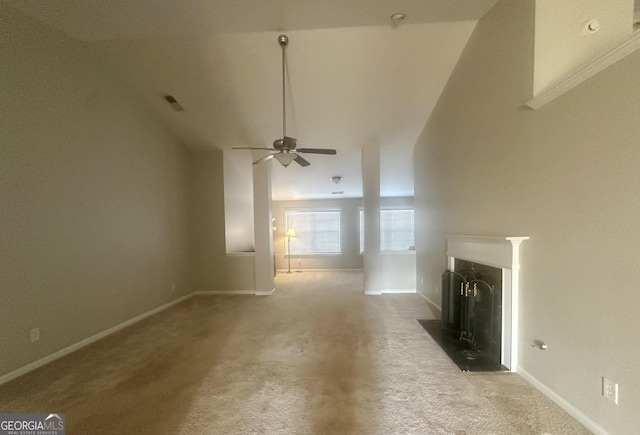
left=359, top=208, right=364, bottom=254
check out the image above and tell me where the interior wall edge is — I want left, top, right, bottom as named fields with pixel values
left=417, top=291, right=442, bottom=313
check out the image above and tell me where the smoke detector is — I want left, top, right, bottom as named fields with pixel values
left=583, top=19, right=601, bottom=36
left=391, top=13, right=406, bottom=24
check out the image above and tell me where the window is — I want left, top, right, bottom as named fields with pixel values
left=359, top=210, right=364, bottom=254
left=380, top=209, right=414, bottom=251
left=285, top=210, right=341, bottom=254
left=359, top=209, right=415, bottom=253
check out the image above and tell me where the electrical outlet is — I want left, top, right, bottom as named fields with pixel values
left=29, top=328, right=40, bottom=343
left=602, top=377, right=619, bottom=404
left=171, top=282, right=176, bottom=292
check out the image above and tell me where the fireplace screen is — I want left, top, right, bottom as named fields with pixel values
left=442, top=259, right=502, bottom=366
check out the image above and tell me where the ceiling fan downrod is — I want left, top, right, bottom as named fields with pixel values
left=278, top=34, right=288, bottom=140
left=231, top=34, right=336, bottom=168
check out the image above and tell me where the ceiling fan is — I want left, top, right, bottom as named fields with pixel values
left=233, top=34, right=337, bottom=167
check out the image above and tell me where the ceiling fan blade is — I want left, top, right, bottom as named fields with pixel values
left=233, top=147, right=276, bottom=151
left=294, top=155, right=311, bottom=167
left=297, top=148, right=337, bottom=155
left=252, top=154, right=275, bottom=165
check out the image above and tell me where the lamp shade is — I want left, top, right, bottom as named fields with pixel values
left=286, top=228, right=296, bottom=237
left=274, top=152, right=296, bottom=167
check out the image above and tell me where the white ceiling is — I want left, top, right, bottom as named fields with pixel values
left=3, top=0, right=496, bottom=200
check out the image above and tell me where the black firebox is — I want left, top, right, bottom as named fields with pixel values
left=417, top=259, right=505, bottom=371
left=442, top=259, right=503, bottom=368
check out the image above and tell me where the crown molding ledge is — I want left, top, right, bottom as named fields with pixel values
left=526, top=29, right=640, bottom=110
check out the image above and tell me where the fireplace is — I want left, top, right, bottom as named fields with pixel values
left=443, top=235, right=528, bottom=371
left=420, top=236, right=528, bottom=370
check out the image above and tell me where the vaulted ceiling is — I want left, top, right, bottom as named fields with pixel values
left=3, top=0, right=497, bottom=199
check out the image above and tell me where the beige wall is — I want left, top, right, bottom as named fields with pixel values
left=0, top=8, right=193, bottom=377
left=414, top=1, right=640, bottom=433
left=189, top=150, right=255, bottom=291
left=223, top=150, right=254, bottom=253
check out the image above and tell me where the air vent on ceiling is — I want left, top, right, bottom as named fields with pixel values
left=331, top=191, right=344, bottom=195
left=163, top=95, right=184, bottom=111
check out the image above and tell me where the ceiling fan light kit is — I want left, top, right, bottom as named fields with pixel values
left=274, top=152, right=296, bottom=167
left=232, top=34, right=337, bottom=167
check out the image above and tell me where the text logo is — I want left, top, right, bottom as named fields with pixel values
left=0, top=413, right=65, bottom=435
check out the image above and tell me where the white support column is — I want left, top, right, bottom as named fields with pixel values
left=252, top=156, right=274, bottom=295
left=362, top=143, right=382, bottom=295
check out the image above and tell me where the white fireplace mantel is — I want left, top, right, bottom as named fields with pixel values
left=445, top=235, right=529, bottom=270
left=444, top=235, right=529, bottom=371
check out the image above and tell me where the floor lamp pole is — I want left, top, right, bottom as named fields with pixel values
left=285, top=228, right=295, bottom=274
left=287, top=235, right=291, bottom=273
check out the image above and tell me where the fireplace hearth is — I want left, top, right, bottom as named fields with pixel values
left=417, top=319, right=507, bottom=372
left=418, top=260, right=506, bottom=372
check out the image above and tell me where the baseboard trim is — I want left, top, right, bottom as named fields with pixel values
left=194, top=289, right=275, bottom=296
left=194, top=290, right=254, bottom=295
left=363, top=289, right=416, bottom=295
left=516, top=366, right=609, bottom=435
left=0, top=286, right=284, bottom=385
left=0, top=293, right=193, bottom=387
left=417, top=291, right=442, bottom=313
left=276, top=268, right=363, bottom=273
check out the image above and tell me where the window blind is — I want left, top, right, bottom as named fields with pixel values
left=359, top=209, right=415, bottom=252
left=285, top=210, right=341, bottom=254
left=359, top=210, right=365, bottom=254
left=380, top=209, right=414, bottom=251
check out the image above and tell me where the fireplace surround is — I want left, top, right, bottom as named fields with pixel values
left=444, top=235, right=529, bottom=371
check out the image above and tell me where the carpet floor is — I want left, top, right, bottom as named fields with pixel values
left=0, top=271, right=589, bottom=434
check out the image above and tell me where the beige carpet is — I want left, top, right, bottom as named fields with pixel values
left=0, top=271, right=589, bottom=434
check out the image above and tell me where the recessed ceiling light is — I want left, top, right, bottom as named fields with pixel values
left=391, top=13, right=406, bottom=24
left=163, top=95, right=185, bottom=111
